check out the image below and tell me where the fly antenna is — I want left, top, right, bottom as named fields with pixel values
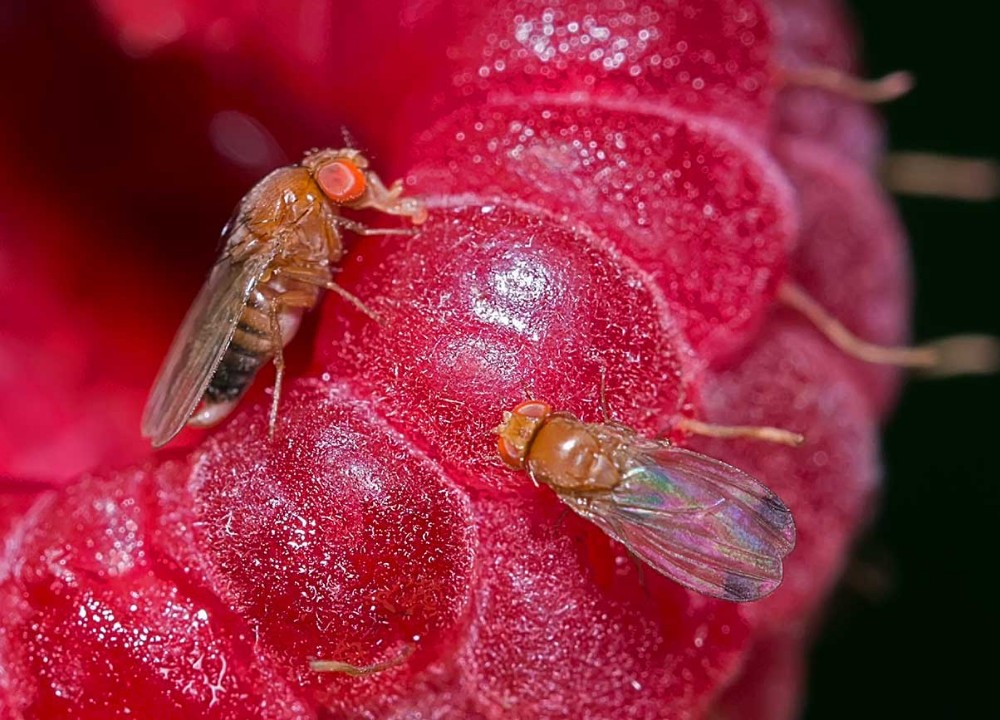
left=341, top=125, right=360, bottom=151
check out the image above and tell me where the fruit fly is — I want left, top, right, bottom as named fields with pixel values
left=496, top=400, right=796, bottom=602
left=142, top=148, right=427, bottom=447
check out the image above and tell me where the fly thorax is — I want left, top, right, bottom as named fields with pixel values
left=279, top=232, right=326, bottom=264
left=527, top=416, right=621, bottom=493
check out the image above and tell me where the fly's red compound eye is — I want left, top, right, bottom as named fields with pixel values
left=317, top=158, right=368, bottom=203
left=497, top=400, right=553, bottom=469
left=497, top=435, right=524, bottom=469
left=511, top=400, right=553, bottom=420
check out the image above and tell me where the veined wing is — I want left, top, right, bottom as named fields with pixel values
left=561, top=444, right=795, bottom=602
left=141, top=248, right=275, bottom=447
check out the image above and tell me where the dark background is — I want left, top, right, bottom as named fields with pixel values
left=806, top=3, right=999, bottom=718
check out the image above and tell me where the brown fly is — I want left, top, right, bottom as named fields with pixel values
left=142, top=148, right=426, bottom=447
left=496, top=400, right=796, bottom=602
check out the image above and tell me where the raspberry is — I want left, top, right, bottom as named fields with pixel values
left=0, top=1, right=931, bottom=717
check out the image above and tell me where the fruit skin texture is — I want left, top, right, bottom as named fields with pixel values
left=0, top=0, right=907, bottom=718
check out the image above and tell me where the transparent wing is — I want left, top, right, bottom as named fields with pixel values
left=561, top=444, right=795, bottom=602
left=141, top=249, right=274, bottom=447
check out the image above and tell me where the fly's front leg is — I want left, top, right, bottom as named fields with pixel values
left=331, top=214, right=417, bottom=238
left=264, top=288, right=320, bottom=441
left=355, top=171, right=428, bottom=224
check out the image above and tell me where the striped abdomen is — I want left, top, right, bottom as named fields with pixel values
left=205, top=307, right=275, bottom=403
left=194, top=277, right=320, bottom=426
left=205, top=296, right=275, bottom=405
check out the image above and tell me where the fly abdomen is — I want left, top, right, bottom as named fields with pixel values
left=206, top=341, right=268, bottom=402
left=205, top=307, right=273, bottom=404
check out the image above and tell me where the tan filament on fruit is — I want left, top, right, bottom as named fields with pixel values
left=310, top=646, right=414, bottom=676
left=780, top=66, right=914, bottom=103
left=593, top=366, right=803, bottom=447
left=676, top=417, right=806, bottom=447
left=883, top=152, right=1000, bottom=201
left=779, top=281, right=1000, bottom=377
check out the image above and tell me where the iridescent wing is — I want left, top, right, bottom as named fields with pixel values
left=141, top=247, right=275, bottom=447
left=560, top=443, right=795, bottom=602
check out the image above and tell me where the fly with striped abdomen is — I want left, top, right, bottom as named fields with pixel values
left=142, top=148, right=426, bottom=447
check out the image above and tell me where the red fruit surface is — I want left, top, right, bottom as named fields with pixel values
left=89, top=0, right=445, bottom=156
left=420, top=491, right=748, bottom=718
left=713, top=628, right=808, bottom=720
left=0, top=0, right=916, bottom=718
left=320, top=203, right=694, bottom=489
left=0, top=465, right=309, bottom=719
left=433, top=0, right=777, bottom=135
left=775, top=136, right=910, bottom=413
left=687, top=319, right=879, bottom=628
left=188, top=383, right=476, bottom=715
left=768, top=0, right=885, bottom=165
left=0, top=180, right=154, bottom=480
left=407, top=102, right=796, bottom=358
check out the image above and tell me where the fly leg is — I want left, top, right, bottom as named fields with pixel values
left=323, top=280, right=383, bottom=324
left=596, top=365, right=804, bottom=445
left=353, top=171, right=428, bottom=224
left=331, top=214, right=418, bottom=238
left=266, top=301, right=285, bottom=442
left=264, top=288, right=320, bottom=441
left=274, top=265, right=382, bottom=324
